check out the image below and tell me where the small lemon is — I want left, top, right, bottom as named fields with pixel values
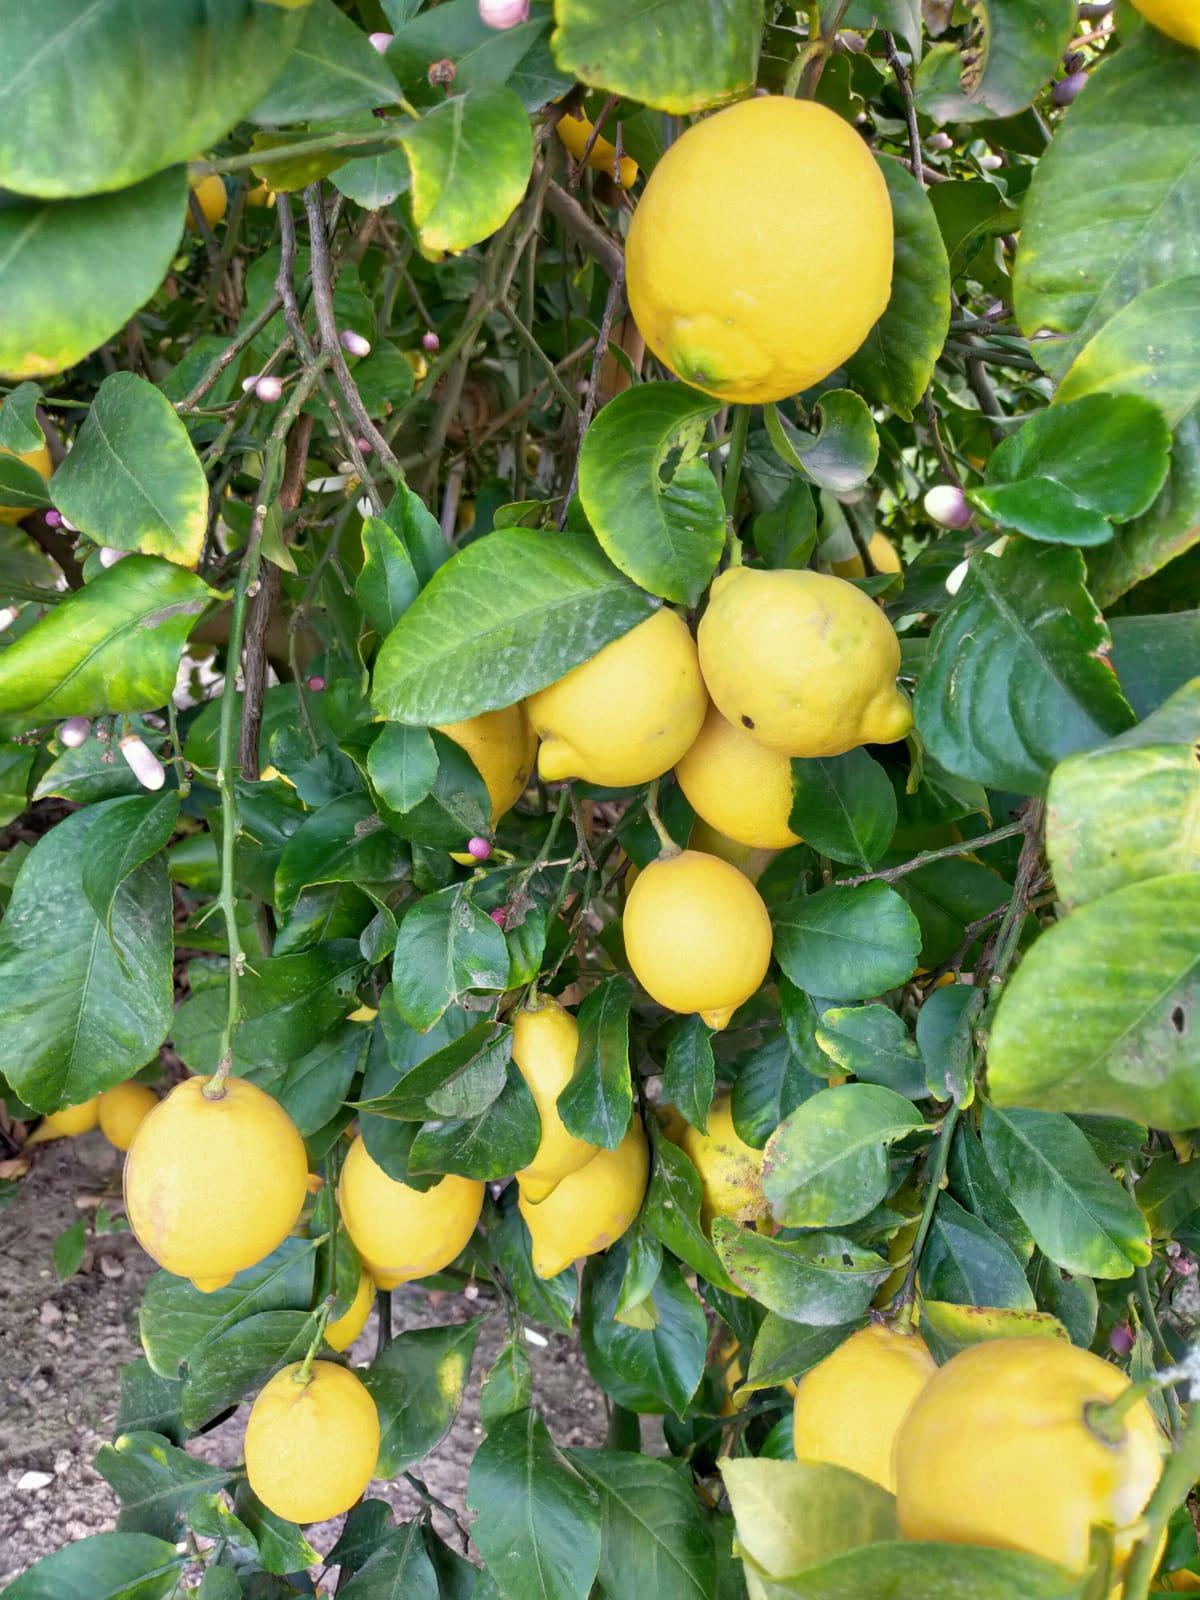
left=123, top=1076, right=308, bottom=1292
left=555, top=109, right=638, bottom=188
left=187, top=174, right=227, bottom=230
left=792, top=1323, right=936, bottom=1491
left=687, top=817, right=776, bottom=884
left=0, top=403, right=52, bottom=527
left=675, top=703, right=801, bottom=851
left=1159, top=1572, right=1200, bottom=1592
left=895, top=1337, right=1165, bottom=1575
left=676, top=1091, right=768, bottom=1227
left=324, top=1268, right=374, bottom=1354
left=338, top=1136, right=483, bottom=1288
left=626, top=96, right=892, bottom=405
left=438, top=703, right=537, bottom=825
left=98, top=1081, right=158, bottom=1151
left=512, top=996, right=600, bottom=1203
left=830, top=532, right=902, bottom=581
left=698, top=566, right=912, bottom=757
left=519, top=1113, right=648, bottom=1278
left=25, top=1096, right=100, bottom=1143
left=623, top=848, right=771, bottom=1029
left=244, top=1360, right=379, bottom=1523
left=528, top=609, right=706, bottom=788
left=1131, top=0, right=1200, bottom=48
left=245, top=181, right=276, bottom=208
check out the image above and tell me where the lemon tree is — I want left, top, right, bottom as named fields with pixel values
left=1, top=3, right=1200, bottom=1599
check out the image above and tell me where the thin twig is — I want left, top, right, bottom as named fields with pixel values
left=838, top=819, right=1027, bottom=889
left=883, top=31, right=923, bottom=186
left=559, top=265, right=625, bottom=524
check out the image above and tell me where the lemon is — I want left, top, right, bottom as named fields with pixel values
left=512, top=995, right=600, bottom=1203
left=792, top=1323, right=936, bottom=1492
left=519, top=1113, right=648, bottom=1278
left=675, top=1091, right=768, bottom=1227
left=338, top=1136, right=484, bottom=1288
left=123, top=1076, right=308, bottom=1292
left=26, top=1096, right=100, bottom=1143
left=438, top=703, right=537, bottom=825
left=187, top=174, right=227, bottom=230
left=1132, top=0, right=1200, bottom=48
left=98, top=1081, right=158, bottom=1152
left=687, top=817, right=776, bottom=884
left=245, top=181, right=277, bottom=208
left=623, top=848, right=771, bottom=1029
left=324, top=1268, right=374, bottom=1354
left=830, top=533, right=902, bottom=581
left=675, top=703, right=801, bottom=851
left=1159, top=1573, right=1200, bottom=1592
left=625, top=96, right=892, bottom=405
left=555, top=108, right=639, bottom=188
left=698, top=566, right=912, bottom=757
left=244, top=1360, right=379, bottom=1523
left=528, top=609, right=706, bottom=788
left=895, top=1336, right=1165, bottom=1575
left=0, top=404, right=52, bottom=527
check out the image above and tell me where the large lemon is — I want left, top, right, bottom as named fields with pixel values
left=124, top=1076, right=309, bottom=1292
left=895, top=1337, right=1165, bottom=1575
left=1132, top=0, right=1200, bottom=48
left=623, top=848, right=771, bottom=1029
left=338, top=1136, right=483, bottom=1287
left=438, top=703, right=537, bottom=825
left=519, top=1113, right=648, bottom=1278
left=98, top=1081, right=158, bottom=1151
left=675, top=703, right=801, bottom=850
left=244, top=1360, right=379, bottom=1523
left=830, top=532, right=902, bottom=581
left=512, top=996, right=600, bottom=1203
left=698, top=566, right=912, bottom=757
left=0, top=404, right=52, bottom=527
left=625, top=96, right=892, bottom=405
left=675, top=1091, right=768, bottom=1227
left=324, top=1267, right=374, bottom=1353
left=527, top=609, right=706, bottom=788
left=26, top=1096, right=100, bottom=1143
left=792, top=1323, right=936, bottom=1492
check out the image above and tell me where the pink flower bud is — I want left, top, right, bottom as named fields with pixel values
left=422, top=330, right=440, bottom=353
left=368, top=30, right=393, bottom=52
left=926, top=131, right=953, bottom=153
left=1052, top=71, right=1087, bottom=107
left=98, top=546, right=129, bottom=568
left=467, top=836, right=492, bottom=861
left=119, top=734, right=166, bottom=791
left=1109, top=1323, right=1135, bottom=1358
left=489, top=908, right=507, bottom=928
left=978, top=153, right=1003, bottom=172
left=307, top=675, right=325, bottom=693
left=242, top=375, right=260, bottom=393
left=479, top=0, right=529, bottom=26
left=924, top=484, right=971, bottom=530
left=356, top=437, right=373, bottom=456
left=340, top=329, right=371, bottom=358
left=59, top=716, right=91, bottom=749
left=44, top=508, right=63, bottom=528
left=255, top=375, right=283, bottom=403
left=0, top=605, right=20, bottom=634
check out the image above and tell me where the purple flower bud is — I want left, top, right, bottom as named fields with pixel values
left=44, top=508, right=63, bottom=528
left=467, top=836, right=492, bottom=861
left=490, top=908, right=507, bottom=928
left=1109, top=1323, right=1135, bottom=1358
left=1052, top=71, right=1088, bottom=107
left=924, top=484, right=972, bottom=530
left=98, top=546, right=129, bottom=567
left=120, top=734, right=166, bottom=791
left=422, top=330, right=440, bottom=353
left=340, top=329, right=372, bottom=358
left=479, top=0, right=529, bottom=26
left=368, top=30, right=393, bottom=53
left=59, top=716, right=91, bottom=749
left=307, top=674, right=325, bottom=693
left=0, top=605, right=20, bottom=634
left=255, top=375, right=283, bottom=403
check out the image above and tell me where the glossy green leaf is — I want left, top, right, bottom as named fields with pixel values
left=568, top=1449, right=717, bottom=1600
left=662, top=1014, right=716, bottom=1135
left=480, top=1338, right=534, bottom=1433
left=0, top=741, right=33, bottom=828
left=389, top=885, right=510, bottom=1031
left=114, top=1361, right=185, bottom=1446
left=231, top=1484, right=319, bottom=1574
left=338, top=1521, right=440, bottom=1600
left=788, top=750, right=897, bottom=870
left=921, top=1192, right=1037, bottom=1311
left=387, top=0, right=573, bottom=111
left=275, top=793, right=409, bottom=915
left=721, top=1457, right=897, bottom=1584
left=398, top=87, right=532, bottom=253
left=947, top=1129, right=1031, bottom=1267
left=557, top=974, right=634, bottom=1151
left=969, top=479, right=1113, bottom=548
left=0, top=382, right=45, bottom=454
left=358, top=1019, right=509, bottom=1120
left=361, top=1317, right=483, bottom=1477
left=773, top=881, right=921, bottom=1002
left=367, top=722, right=439, bottom=814
left=358, top=515, right=420, bottom=641
left=0, top=455, right=51, bottom=514
left=895, top=857, right=1012, bottom=971
left=0, top=169, right=186, bottom=379
left=915, top=0, right=1075, bottom=123
left=713, top=1223, right=892, bottom=1325
left=733, top=1031, right=826, bottom=1149
left=815, top=1005, right=925, bottom=1099
left=915, top=981, right=982, bottom=1105
left=764, top=1541, right=1085, bottom=1599
left=762, top=1083, right=923, bottom=1228
left=251, top=0, right=405, bottom=122
left=764, top=393, right=879, bottom=495
left=376, top=729, right=491, bottom=848
left=486, top=1185, right=578, bottom=1333
left=642, top=1133, right=740, bottom=1296
left=272, top=1022, right=370, bottom=1137
left=373, top=527, right=654, bottom=725
left=409, top=1065, right=540, bottom=1180
left=179, top=1310, right=320, bottom=1429
left=929, top=178, right=1019, bottom=283
left=1, top=1533, right=184, bottom=1600
left=743, top=1316, right=861, bottom=1394
left=81, top=792, right=180, bottom=944
left=581, top=1246, right=707, bottom=1416
left=578, top=382, right=723, bottom=607
left=95, top=1431, right=225, bottom=1543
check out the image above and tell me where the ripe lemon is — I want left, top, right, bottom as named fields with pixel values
left=698, top=566, right=912, bottom=757
left=675, top=1091, right=768, bottom=1227
left=792, top=1323, right=936, bottom=1492
left=244, top=1360, right=379, bottom=1523
left=830, top=532, right=902, bottom=581
left=26, top=1096, right=100, bottom=1143
left=623, top=848, right=771, bottom=1029
left=555, top=108, right=638, bottom=188
left=438, top=703, right=537, bottom=825
left=187, top=174, right=227, bottom=230
left=98, top=1082, right=158, bottom=1151
left=324, top=1267, right=374, bottom=1354
left=895, top=1337, right=1165, bottom=1575
left=0, top=404, right=52, bottom=527
left=675, top=703, right=801, bottom=851
left=519, top=1113, right=648, bottom=1278
left=123, top=1076, right=308, bottom=1292
left=338, top=1136, right=484, bottom=1287
left=245, top=181, right=276, bottom=208
left=687, top=817, right=776, bottom=884
left=1159, top=1572, right=1200, bottom=1592
left=625, top=96, right=892, bottom=405
left=512, top=996, right=601, bottom=1203
left=528, top=609, right=706, bottom=788
left=1132, top=0, right=1200, bottom=47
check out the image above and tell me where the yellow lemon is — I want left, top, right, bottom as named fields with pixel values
left=675, top=703, right=801, bottom=851
left=187, top=174, right=227, bottom=230
left=1132, top=0, right=1200, bottom=48
left=245, top=181, right=277, bottom=208
left=0, top=404, right=52, bottom=527
left=324, top=1268, right=374, bottom=1354
left=438, top=703, right=537, bottom=825
left=623, top=848, right=771, bottom=1029
left=555, top=108, right=639, bottom=188
left=123, top=1076, right=308, bottom=1292
left=676, top=1091, right=768, bottom=1227
left=512, top=995, right=600, bottom=1203
left=698, top=566, right=912, bottom=757
left=895, top=1337, right=1165, bottom=1575
left=1159, top=1573, right=1200, bottom=1592
left=244, top=1360, right=379, bottom=1523
left=519, top=1113, right=648, bottom=1278
left=625, top=96, right=892, bottom=405
left=338, top=1136, right=483, bottom=1288
left=528, top=609, right=706, bottom=788
left=98, top=1081, right=158, bottom=1152
left=792, top=1323, right=936, bottom=1492
left=687, top=817, right=776, bottom=884
left=830, top=532, right=902, bottom=581
left=26, top=1096, right=100, bottom=1143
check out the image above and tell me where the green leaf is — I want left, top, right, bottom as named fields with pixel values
left=916, top=981, right=983, bottom=1105
left=642, top=1133, right=740, bottom=1296
left=921, top=1192, right=1036, bottom=1310
left=980, top=1105, right=1150, bottom=1280
left=582, top=1246, right=707, bottom=1416
left=408, top=1065, right=540, bottom=1181
left=53, top=1216, right=87, bottom=1280
left=81, top=793, right=180, bottom=945
left=0, top=169, right=187, bottom=379
left=398, top=87, right=532, bottom=253
left=764, top=393, right=879, bottom=495
left=743, top=1316, right=860, bottom=1394
left=0, top=455, right=51, bottom=514
left=232, top=1484, right=320, bottom=1575
left=773, top=881, right=921, bottom=1002
left=929, top=178, right=1018, bottom=283
left=843, top=158, right=951, bottom=421
left=815, top=1004, right=925, bottom=1100
left=0, top=803, right=172, bottom=1113
left=759, top=1541, right=1085, bottom=1599
left=762, top=1083, right=924, bottom=1228
left=381, top=480, right=449, bottom=587
left=251, top=0, right=405, bottom=122
left=358, top=515, right=420, bottom=641
left=0, top=741, right=34, bottom=828
left=367, top=722, right=438, bottom=814
left=94, top=1433, right=232, bottom=1542
left=178, top=1309, right=320, bottom=1428
left=357, top=1019, right=509, bottom=1120
left=557, top=974, right=634, bottom=1151
left=480, top=1338, right=534, bottom=1433
left=914, top=0, right=1075, bottom=123
left=720, top=1457, right=897, bottom=1585
left=968, top=479, right=1114, bottom=549
left=732, top=1033, right=826, bottom=1150
left=362, top=1317, right=484, bottom=1477
left=712, top=1223, right=893, bottom=1325
left=914, top=540, right=1136, bottom=795
left=567, top=1450, right=716, bottom=1600
left=387, top=0, right=573, bottom=112
left=115, top=1360, right=185, bottom=1445
left=662, top=1015, right=716, bottom=1135
left=0, top=556, right=212, bottom=721
left=275, top=793, right=409, bottom=915
left=0, top=382, right=45, bottom=453
left=339, top=1520, right=440, bottom=1600
left=988, top=873, right=1200, bottom=1130
left=486, top=1185, right=578, bottom=1333
left=390, top=884, right=510, bottom=1031
left=375, top=729, right=491, bottom=848
left=577, top=383, right=723, bottom=607
left=788, top=750, right=897, bottom=869
left=372, top=527, right=654, bottom=725
left=0, top=1533, right=184, bottom=1600
left=466, top=1409, right=602, bottom=1600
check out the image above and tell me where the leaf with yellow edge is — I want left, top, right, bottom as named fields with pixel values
left=918, top=1300, right=1070, bottom=1365
left=398, top=87, right=532, bottom=253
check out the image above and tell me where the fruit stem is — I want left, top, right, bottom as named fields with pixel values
left=1084, top=1380, right=1159, bottom=1447
left=893, top=1103, right=960, bottom=1322
left=722, top=404, right=750, bottom=519
left=1120, top=1369, right=1200, bottom=1600
left=295, top=1297, right=335, bottom=1386
left=645, top=779, right=680, bottom=857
